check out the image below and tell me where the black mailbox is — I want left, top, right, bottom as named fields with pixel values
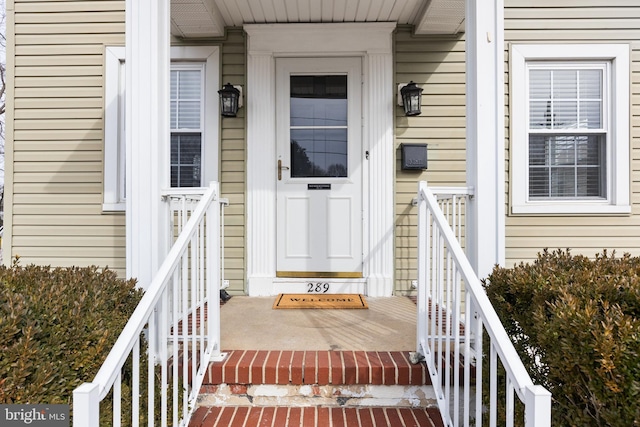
left=400, top=143, right=428, bottom=170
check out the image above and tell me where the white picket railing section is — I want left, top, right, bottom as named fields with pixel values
left=421, top=186, right=470, bottom=248
left=163, top=188, right=229, bottom=291
left=73, top=182, right=226, bottom=427
left=417, top=181, right=551, bottom=427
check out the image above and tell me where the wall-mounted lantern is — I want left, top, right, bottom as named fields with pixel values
left=218, top=83, right=242, bottom=117
left=398, top=81, right=423, bottom=116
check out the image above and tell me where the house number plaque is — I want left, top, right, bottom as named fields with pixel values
left=307, top=283, right=330, bottom=293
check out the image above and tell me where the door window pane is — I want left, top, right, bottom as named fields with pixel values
left=291, top=129, right=348, bottom=177
left=290, top=76, right=347, bottom=126
left=290, top=75, right=348, bottom=178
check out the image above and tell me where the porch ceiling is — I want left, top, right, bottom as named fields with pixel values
left=170, top=0, right=465, bottom=38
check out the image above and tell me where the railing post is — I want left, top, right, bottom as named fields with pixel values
left=73, top=382, right=100, bottom=427
left=416, top=182, right=428, bottom=356
left=524, top=385, right=552, bottom=427
left=207, top=182, right=225, bottom=361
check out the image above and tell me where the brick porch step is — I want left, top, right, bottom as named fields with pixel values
left=191, top=350, right=442, bottom=426
left=190, top=406, right=444, bottom=427
left=204, top=350, right=431, bottom=386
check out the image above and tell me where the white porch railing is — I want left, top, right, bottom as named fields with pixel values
left=419, top=186, right=471, bottom=250
left=416, top=181, right=551, bottom=427
left=163, top=188, right=229, bottom=291
left=73, top=182, right=226, bottom=427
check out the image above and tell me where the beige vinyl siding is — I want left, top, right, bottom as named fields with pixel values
left=394, top=26, right=467, bottom=294
left=504, top=1, right=640, bottom=268
left=219, top=29, right=246, bottom=295
left=7, top=0, right=126, bottom=272
left=169, top=29, right=246, bottom=294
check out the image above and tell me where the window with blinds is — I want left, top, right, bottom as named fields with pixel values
left=170, top=65, right=204, bottom=187
left=510, top=44, right=629, bottom=214
left=527, top=65, right=607, bottom=200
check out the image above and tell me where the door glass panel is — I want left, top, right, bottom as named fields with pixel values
left=290, top=75, right=348, bottom=177
left=291, top=129, right=348, bottom=177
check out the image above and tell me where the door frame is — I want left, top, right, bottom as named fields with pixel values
left=245, top=23, right=395, bottom=297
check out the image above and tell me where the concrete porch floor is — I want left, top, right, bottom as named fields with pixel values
left=220, top=296, right=417, bottom=351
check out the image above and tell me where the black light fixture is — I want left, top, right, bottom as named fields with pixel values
left=400, top=81, right=423, bottom=116
left=218, top=83, right=241, bottom=117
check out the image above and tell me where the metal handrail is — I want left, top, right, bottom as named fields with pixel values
left=73, top=182, right=225, bottom=427
left=416, top=181, right=551, bottom=427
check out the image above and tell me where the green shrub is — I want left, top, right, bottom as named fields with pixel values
left=484, top=249, right=640, bottom=427
left=0, top=260, right=142, bottom=406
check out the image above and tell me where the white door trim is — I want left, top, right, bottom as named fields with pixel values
left=245, top=23, right=395, bottom=297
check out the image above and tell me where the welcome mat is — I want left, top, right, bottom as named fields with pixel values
left=273, top=294, right=368, bottom=309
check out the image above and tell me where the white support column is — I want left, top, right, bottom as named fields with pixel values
left=125, top=0, right=171, bottom=288
left=246, top=52, right=277, bottom=295
left=465, top=0, right=505, bottom=278
left=365, top=52, right=395, bottom=297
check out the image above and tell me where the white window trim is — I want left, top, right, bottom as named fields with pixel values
left=103, top=46, right=126, bottom=211
left=103, top=46, right=219, bottom=211
left=169, top=46, right=220, bottom=187
left=510, top=44, right=630, bottom=215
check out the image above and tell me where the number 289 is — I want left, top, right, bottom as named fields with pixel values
left=307, top=283, right=330, bottom=293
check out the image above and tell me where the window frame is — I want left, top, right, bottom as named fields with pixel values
left=510, top=44, right=630, bottom=215
left=103, top=46, right=220, bottom=211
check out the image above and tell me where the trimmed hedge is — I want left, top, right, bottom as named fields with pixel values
left=0, top=261, right=142, bottom=405
left=484, top=249, right=640, bottom=427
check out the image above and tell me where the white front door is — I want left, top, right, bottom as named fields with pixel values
left=275, top=57, right=363, bottom=284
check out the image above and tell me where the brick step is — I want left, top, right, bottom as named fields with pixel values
left=204, top=350, right=431, bottom=386
left=197, top=350, right=438, bottom=412
left=189, top=406, right=445, bottom=427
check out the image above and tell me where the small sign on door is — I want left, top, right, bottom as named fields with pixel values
left=308, top=184, right=331, bottom=190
